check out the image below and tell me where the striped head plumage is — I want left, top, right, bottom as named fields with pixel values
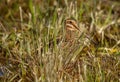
left=65, top=18, right=80, bottom=32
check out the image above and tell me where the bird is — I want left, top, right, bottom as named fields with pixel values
left=62, top=18, right=81, bottom=47
left=59, top=18, right=95, bottom=80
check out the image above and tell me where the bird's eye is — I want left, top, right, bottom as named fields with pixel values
left=69, top=21, right=72, bottom=23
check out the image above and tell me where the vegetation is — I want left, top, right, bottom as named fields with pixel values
left=0, top=0, right=120, bottom=82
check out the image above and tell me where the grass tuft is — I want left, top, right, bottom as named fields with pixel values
left=0, top=0, right=120, bottom=82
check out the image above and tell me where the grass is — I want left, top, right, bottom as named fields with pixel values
left=0, top=0, right=120, bottom=82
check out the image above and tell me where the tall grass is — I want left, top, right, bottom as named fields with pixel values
left=0, top=0, right=120, bottom=82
